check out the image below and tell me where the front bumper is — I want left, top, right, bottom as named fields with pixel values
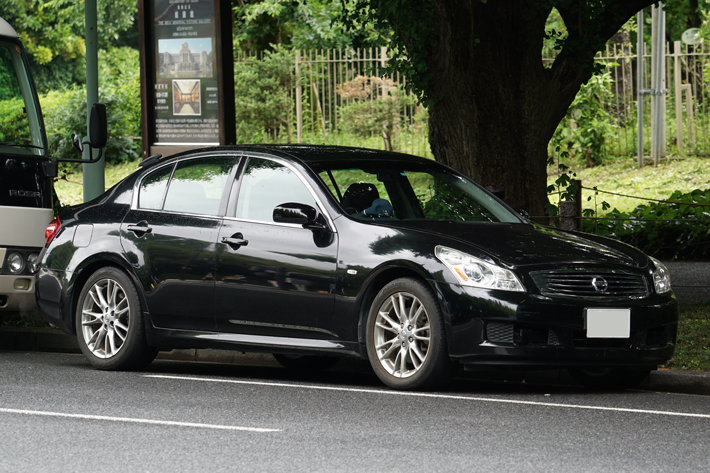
left=0, top=274, right=38, bottom=312
left=437, top=282, right=678, bottom=369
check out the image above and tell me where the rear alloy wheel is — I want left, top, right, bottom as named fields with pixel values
left=366, top=278, right=453, bottom=390
left=568, top=367, right=651, bottom=390
left=76, top=267, right=156, bottom=370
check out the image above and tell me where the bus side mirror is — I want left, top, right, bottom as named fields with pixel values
left=89, top=103, right=107, bottom=149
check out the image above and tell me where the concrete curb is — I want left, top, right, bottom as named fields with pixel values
left=2, top=325, right=709, bottom=395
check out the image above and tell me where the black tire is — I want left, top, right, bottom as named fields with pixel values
left=272, top=354, right=340, bottom=371
left=568, top=367, right=651, bottom=390
left=366, top=278, right=454, bottom=390
left=75, top=267, right=157, bottom=371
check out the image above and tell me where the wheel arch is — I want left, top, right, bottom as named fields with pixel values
left=67, top=255, right=148, bottom=335
left=355, top=262, right=447, bottom=354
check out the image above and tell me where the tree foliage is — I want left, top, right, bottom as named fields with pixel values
left=233, top=0, right=384, bottom=51
left=0, top=0, right=137, bottom=91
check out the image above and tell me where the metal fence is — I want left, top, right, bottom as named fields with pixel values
left=236, top=42, right=710, bottom=160
left=554, top=40, right=710, bottom=160
left=237, top=47, right=430, bottom=156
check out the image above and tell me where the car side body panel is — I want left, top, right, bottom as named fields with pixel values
left=35, top=145, right=678, bottom=373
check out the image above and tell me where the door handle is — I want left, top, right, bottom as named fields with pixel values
left=126, top=221, right=153, bottom=236
left=222, top=233, right=248, bottom=249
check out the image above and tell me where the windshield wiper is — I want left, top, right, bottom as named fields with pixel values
left=0, top=142, right=44, bottom=150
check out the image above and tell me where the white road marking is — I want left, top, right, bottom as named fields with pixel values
left=146, top=374, right=710, bottom=420
left=0, top=407, right=280, bottom=432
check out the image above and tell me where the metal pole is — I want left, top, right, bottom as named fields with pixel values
left=637, top=10, right=644, bottom=169
left=295, top=50, right=302, bottom=144
left=82, top=0, right=104, bottom=202
left=650, top=5, right=658, bottom=165
left=659, top=6, right=667, bottom=161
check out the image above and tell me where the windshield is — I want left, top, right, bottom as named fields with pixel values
left=313, top=160, right=521, bottom=223
left=0, top=39, right=47, bottom=156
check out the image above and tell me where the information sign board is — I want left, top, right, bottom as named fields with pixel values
left=139, top=0, right=234, bottom=157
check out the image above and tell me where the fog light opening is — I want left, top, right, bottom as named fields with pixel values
left=13, top=278, right=31, bottom=291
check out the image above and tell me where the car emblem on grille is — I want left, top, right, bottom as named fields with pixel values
left=591, top=277, right=609, bottom=292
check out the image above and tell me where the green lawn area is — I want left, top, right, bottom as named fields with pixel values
left=55, top=160, right=140, bottom=206
left=547, top=155, right=710, bottom=214
left=666, top=303, right=710, bottom=371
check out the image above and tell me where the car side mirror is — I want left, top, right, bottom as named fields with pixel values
left=89, top=103, right=107, bottom=149
left=62, top=103, right=108, bottom=164
left=273, top=202, right=326, bottom=230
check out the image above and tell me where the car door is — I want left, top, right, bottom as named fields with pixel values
left=215, top=155, right=338, bottom=343
left=120, top=155, right=237, bottom=331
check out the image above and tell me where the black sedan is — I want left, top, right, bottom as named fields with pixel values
left=36, top=145, right=677, bottom=390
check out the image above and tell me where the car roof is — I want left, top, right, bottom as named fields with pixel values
left=145, top=144, right=434, bottom=169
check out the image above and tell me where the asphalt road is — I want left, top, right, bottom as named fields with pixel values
left=1, top=351, right=709, bottom=473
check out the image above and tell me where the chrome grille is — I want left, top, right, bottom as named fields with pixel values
left=530, top=269, right=648, bottom=299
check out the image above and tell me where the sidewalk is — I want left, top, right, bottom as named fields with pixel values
left=663, top=261, right=710, bottom=304
left=2, top=325, right=709, bottom=395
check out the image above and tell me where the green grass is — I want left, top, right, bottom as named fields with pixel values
left=54, top=160, right=141, bottom=206
left=666, top=303, right=710, bottom=371
left=548, top=155, right=710, bottom=214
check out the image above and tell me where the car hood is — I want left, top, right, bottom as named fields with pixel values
left=382, top=221, right=649, bottom=268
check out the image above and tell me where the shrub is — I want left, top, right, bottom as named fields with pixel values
left=39, top=47, right=142, bottom=165
left=234, top=46, right=296, bottom=142
left=550, top=70, right=617, bottom=167
left=337, top=75, right=415, bottom=151
left=0, top=97, right=31, bottom=143
left=584, top=188, right=710, bottom=261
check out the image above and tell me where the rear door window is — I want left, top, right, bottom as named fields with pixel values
left=138, top=164, right=174, bottom=210
left=137, top=156, right=235, bottom=216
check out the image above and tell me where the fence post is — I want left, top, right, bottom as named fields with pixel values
left=559, top=180, right=582, bottom=232
left=295, top=50, right=303, bottom=144
left=674, top=40, right=683, bottom=153
left=683, top=83, right=696, bottom=148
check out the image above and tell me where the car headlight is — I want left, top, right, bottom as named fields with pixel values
left=27, top=253, right=40, bottom=274
left=650, top=256, right=671, bottom=294
left=7, top=252, right=24, bottom=274
left=435, top=246, right=525, bottom=292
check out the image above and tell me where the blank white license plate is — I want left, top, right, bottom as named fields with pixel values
left=585, top=309, right=630, bottom=338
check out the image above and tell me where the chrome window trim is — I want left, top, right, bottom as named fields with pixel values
left=222, top=215, right=309, bottom=229
left=134, top=207, right=225, bottom=221
left=234, top=153, right=337, bottom=232
left=131, top=153, right=239, bottom=215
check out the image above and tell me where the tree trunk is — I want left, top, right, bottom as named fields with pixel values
left=419, top=0, right=656, bottom=217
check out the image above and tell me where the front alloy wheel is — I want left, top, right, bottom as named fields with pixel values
left=366, top=278, right=453, bottom=390
left=76, top=267, right=156, bottom=370
left=373, top=291, right=431, bottom=378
